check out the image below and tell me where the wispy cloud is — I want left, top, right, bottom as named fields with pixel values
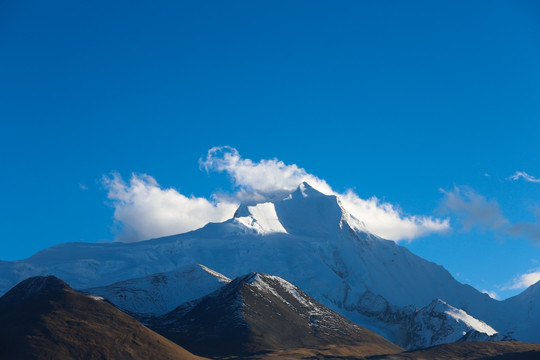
left=506, top=207, right=540, bottom=244
left=103, top=173, right=237, bottom=242
left=440, top=186, right=540, bottom=245
left=508, top=171, right=540, bottom=183
left=503, top=270, right=540, bottom=290
left=440, top=186, right=509, bottom=232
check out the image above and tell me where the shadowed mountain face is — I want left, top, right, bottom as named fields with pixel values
left=0, top=276, right=204, bottom=360
left=150, top=272, right=403, bottom=358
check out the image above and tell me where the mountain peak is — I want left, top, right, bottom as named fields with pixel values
left=406, top=297, right=501, bottom=349
left=275, top=183, right=350, bottom=237
left=291, top=181, right=326, bottom=199
left=151, top=272, right=402, bottom=358
left=425, top=298, right=450, bottom=312
left=229, top=182, right=364, bottom=237
left=0, top=276, right=70, bottom=306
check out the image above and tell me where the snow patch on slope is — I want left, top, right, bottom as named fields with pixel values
left=267, top=274, right=308, bottom=306
left=247, top=273, right=292, bottom=307
left=243, top=273, right=361, bottom=332
left=404, top=299, right=501, bottom=349
left=199, top=264, right=231, bottom=283
left=233, top=203, right=287, bottom=234
left=83, top=264, right=230, bottom=316
left=432, top=299, right=497, bottom=336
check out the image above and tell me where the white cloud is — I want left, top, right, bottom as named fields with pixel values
left=202, top=146, right=449, bottom=241
left=200, top=146, right=334, bottom=201
left=339, top=191, right=449, bottom=241
left=481, top=289, right=499, bottom=300
left=503, top=270, right=540, bottom=290
left=103, top=147, right=450, bottom=242
left=103, top=173, right=237, bottom=242
left=509, top=171, right=540, bottom=183
left=440, top=186, right=509, bottom=232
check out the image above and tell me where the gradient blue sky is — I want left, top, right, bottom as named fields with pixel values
left=1, top=1, right=540, bottom=299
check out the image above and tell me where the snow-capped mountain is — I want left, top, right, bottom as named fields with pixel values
left=0, top=182, right=529, bottom=348
left=346, top=290, right=510, bottom=349
left=149, top=272, right=402, bottom=358
left=82, top=264, right=230, bottom=316
left=401, top=299, right=510, bottom=349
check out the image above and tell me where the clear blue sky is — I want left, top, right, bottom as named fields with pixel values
left=1, top=0, right=539, bottom=299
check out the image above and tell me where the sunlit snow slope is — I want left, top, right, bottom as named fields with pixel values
left=83, top=264, right=230, bottom=316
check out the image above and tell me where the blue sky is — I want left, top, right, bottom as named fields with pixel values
left=1, top=1, right=539, bottom=299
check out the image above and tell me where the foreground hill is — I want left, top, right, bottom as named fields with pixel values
left=150, top=272, right=403, bottom=358
left=227, top=341, right=540, bottom=360
left=0, top=276, right=204, bottom=360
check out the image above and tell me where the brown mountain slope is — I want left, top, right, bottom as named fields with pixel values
left=368, top=341, right=540, bottom=360
left=241, top=341, right=540, bottom=360
left=0, top=276, right=205, bottom=360
left=150, top=273, right=403, bottom=358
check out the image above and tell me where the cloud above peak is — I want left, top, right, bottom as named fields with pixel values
left=201, top=146, right=449, bottom=241
left=103, top=146, right=450, bottom=242
left=200, top=146, right=333, bottom=200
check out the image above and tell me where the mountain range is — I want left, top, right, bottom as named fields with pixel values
left=2, top=274, right=540, bottom=360
left=1, top=182, right=539, bottom=352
